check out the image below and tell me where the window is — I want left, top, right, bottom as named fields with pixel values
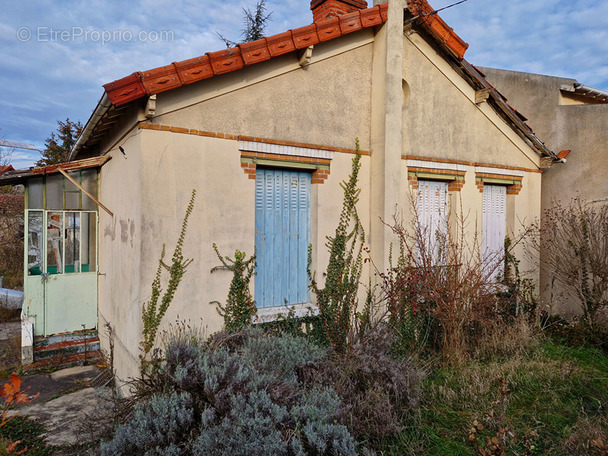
left=416, top=180, right=448, bottom=264
left=482, top=184, right=506, bottom=280
left=27, top=210, right=96, bottom=276
left=254, top=168, right=310, bottom=308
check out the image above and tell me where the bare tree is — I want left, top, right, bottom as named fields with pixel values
left=529, top=199, right=608, bottom=326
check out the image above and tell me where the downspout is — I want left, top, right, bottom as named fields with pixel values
left=69, top=92, right=112, bottom=161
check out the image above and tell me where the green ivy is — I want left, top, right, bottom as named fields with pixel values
left=140, top=190, right=196, bottom=366
left=308, top=139, right=365, bottom=354
left=211, top=246, right=257, bottom=332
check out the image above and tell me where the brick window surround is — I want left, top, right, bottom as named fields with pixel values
left=405, top=157, right=467, bottom=191
left=239, top=140, right=332, bottom=184
left=474, top=166, right=524, bottom=195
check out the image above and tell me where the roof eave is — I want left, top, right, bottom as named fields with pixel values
left=69, top=92, right=112, bottom=161
left=458, top=60, right=557, bottom=160
left=0, top=155, right=112, bottom=186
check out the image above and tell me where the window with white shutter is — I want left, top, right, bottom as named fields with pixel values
left=482, top=184, right=507, bottom=281
left=416, top=180, right=448, bottom=264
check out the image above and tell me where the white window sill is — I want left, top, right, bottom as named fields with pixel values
left=252, top=302, right=319, bottom=324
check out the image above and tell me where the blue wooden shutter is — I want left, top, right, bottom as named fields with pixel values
left=255, top=169, right=310, bottom=308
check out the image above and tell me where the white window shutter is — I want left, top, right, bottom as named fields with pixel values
left=482, top=184, right=507, bottom=280
left=417, top=180, right=448, bottom=264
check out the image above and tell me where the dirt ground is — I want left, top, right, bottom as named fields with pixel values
left=0, top=321, right=112, bottom=453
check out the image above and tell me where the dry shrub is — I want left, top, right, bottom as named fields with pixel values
left=528, top=199, right=608, bottom=327
left=0, top=190, right=24, bottom=291
left=377, top=199, right=527, bottom=363
left=308, top=328, right=424, bottom=445
left=0, top=306, right=20, bottom=324
left=564, top=416, right=608, bottom=455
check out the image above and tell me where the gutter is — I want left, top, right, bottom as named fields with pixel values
left=69, top=92, right=112, bottom=161
left=560, top=82, right=608, bottom=102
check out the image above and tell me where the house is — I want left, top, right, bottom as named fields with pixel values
left=478, top=67, right=608, bottom=314
left=0, top=0, right=560, bottom=383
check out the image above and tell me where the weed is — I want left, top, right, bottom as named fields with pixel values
left=528, top=199, right=608, bottom=327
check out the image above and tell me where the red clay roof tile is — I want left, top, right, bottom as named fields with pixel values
left=207, top=47, right=245, bottom=75
left=174, top=55, right=214, bottom=84
left=103, top=72, right=146, bottom=105
left=316, top=16, right=342, bottom=42
left=239, top=38, right=271, bottom=65
left=408, top=0, right=468, bottom=59
left=291, top=23, right=320, bottom=49
left=141, top=64, right=181, bottom=94
left=102, top=1, right=467, bottom=107
left=339, top=10, right=364, bottom=34
left=267, top=31, right=297, bottom=57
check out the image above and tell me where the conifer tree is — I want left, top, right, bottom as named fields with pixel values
left=217, top=0, right=272, bottom=47
left=37, top=118, right=83, bottom=166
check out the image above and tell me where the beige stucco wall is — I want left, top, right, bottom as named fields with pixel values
left=98, top=128, right=144, bottom=383
left=395, top=32, right=543, bottom=278
left=402, top=34, right=541, bottom=170
left=153, top=29, right=375, bottom=152
left=98, top=126, right=372, bottom=387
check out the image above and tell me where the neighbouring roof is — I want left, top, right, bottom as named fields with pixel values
left=560, top=82, right=608, bottom=103
left=0, top=156, right=111, bottom=186
left=0, top=165, right=14, bottom=175
left=70, top=0, right=556, bottom=161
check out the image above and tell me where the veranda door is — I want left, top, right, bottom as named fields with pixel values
left=24, top=210, right=97, bottom=336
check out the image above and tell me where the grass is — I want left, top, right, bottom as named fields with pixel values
left=0, top=416, right=55, bottom=456
left=386, top=337, right=608, bottom=455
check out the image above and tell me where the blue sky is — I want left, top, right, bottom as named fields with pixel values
left=1, top=0, right=606, bottom=168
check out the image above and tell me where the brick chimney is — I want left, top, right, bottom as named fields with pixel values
left=310, top=0, right=368, bottom=22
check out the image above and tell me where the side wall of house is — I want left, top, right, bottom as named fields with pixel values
left=133, top=131, right=370, bottom=331
left=480, top=68, right=608, bottom=314
left=98, top=129, right=144, bottom=383
left=98, top=34, right=375, bottom=387
left=398, top=32, right=543, bottom=276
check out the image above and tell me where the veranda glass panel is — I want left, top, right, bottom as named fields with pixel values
left=64, top=212, right=81, bottom=273
left=81, top=212, right=96, bottom=272
left=27, top=211, right=43, bottom=275
left=47, top=212, right=63, bottom=274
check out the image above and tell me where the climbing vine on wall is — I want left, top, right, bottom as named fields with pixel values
left=140, top=190, right=196, bottom=366
left=308, top=139, right=365, bottom=354
left=210, top=245, right=257, bottom=332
